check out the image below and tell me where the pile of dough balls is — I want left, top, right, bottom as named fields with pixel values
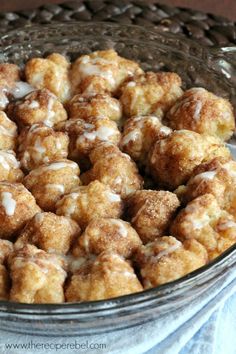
left=0, top=49, right=235, bottom=304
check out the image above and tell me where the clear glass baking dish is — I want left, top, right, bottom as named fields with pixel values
left=0, top=22, right=235, bottom=336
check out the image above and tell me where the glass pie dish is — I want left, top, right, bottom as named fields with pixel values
left=0, top=22, right=235, bottom=336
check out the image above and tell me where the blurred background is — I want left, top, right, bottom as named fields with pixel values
left=0, top=0, right=235, bottom=20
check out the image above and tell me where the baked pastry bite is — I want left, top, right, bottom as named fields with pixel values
left=67, top=93, right=122, bottom=123
left=171, top=194, right=236, bottom=260
left=7, top=89, right=67, bottom=128
left=120, top=115, right=172, bottom=164
left=56, top=180, right=123, bottom=229
left=0, top=182, right=40, bottom=240
left=149, top=130, right=231, bottom=190
left=18, top=123, right=69, bottom=171
left=175, top=157, right=236, bottom=217
left=15, top=212, right=80, bottom=255
left=135, top=236, right=208, bottom=288
left=0, top=63, right=20, bottom=110
left=9, top=244, right=67, bottom=303
left=120, top=71, right=183, bottom=118
left=72, top=218, right=142, bottom=259
left=0, top=239, right=14, bottom=300
left=25, top=53, right=71, bottom=103
left=65, top=252, right=143, bottom=302
left=165, top=87, right=235, bottom=141
left=126, top=190, right=180, bottom=244
left=0, top=111, right=18, bottom=150
left=81, top=142, right=143, bottom=198
left=23, top=159, right=80, bottom=211
left=0, top=150, right=24, bottom=183
left=70, top=49, right=143, bottom=96
left=55, top=116, right=121, bottom=166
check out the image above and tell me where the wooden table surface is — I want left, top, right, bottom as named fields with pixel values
left=0, top=0, right=235, bottom=21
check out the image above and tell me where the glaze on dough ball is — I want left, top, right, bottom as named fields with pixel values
left=18, top=124, right=69, bottom=171
left=9, top=244, right=67, bottom=303
left=120, top=71, right=183, bottom=118
left=0, top=182, right=40, bottom=240
left=65, top=252, right=143, bottom=302
left=25, top=53, right=71, bottom=103
left=171, top=194, right=236, bottom=260
left=23, top=159, right=80, bottom=211
left=7, top=89, right=67, bottom=128
left=135, top=236, right=207, bottom=288
left=72, top=218, right=142, bottom=258
left=126, top=190, right=180, bottom=243
left=56, top=180, right=123, bottom=229
left=149, top=130, right=231, bottom=190
left=165, top=87, right=235, bottom=141
left=81, top=142, right=143, bottom=198
left=15, top=212, right=80, bottom=255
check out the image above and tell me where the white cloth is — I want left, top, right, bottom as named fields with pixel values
left=0, top=266, right=235, bottom=354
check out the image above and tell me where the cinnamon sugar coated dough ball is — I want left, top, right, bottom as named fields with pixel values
left=65, top=252, right=143, bottom=302
left=0, top=150, right=24, bottom=182
left=0, top=63, right=20, bottom=110
left=0, top=111, right=17, bottom=150
left=72, top=218, right=142, bottom=258
left=56, top=180, right=123, bottom=229
left=170, top=194, right=236, bottom=260
left=25, top=53, right=71, bottom=103
left=120, top=72, right=183, bottom=118
left=135, top=236, right=208, bottom=288
left=175, top=157, right=236, bottom=217
left=126, top=190, right=180, bottom=243
left=23, top=160, right=80, bottom=211
left=9, top=244, right=67, bottom=303
left=67, top=93, right=122, bottom=123
left=165, top=87, right=235, bottom=141
left=7, top=89, right=67, bottom=128
left=70, top=49, right=143, bottom=96
left=55, top=116, right=121, bottom=164
left=81, top=142, right=143, bottom=198
left=120, top=115, right=172, bottom=164
left=0, top=240, right=13, bottom=300
left=15, top=212, right=80, bottom=255
left=149, top=130, right=231, bottom=190
left=0, top=182, right=40, bottom=240
left=18, top=124, right=69, bottom=171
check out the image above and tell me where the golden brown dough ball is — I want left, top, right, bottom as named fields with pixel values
left=165, top=87, right=235, bottom=141
left=0, top=150, right=24, bottom=183
left=18, top=124, right=69, bottom=171
left=120, top=71, right=183, bottom=118
left=81, top=142, right=143, bottom=198
left=0, top=239, right=14, bottom=300
left=0, top=63, right=20, bottom=110
left=120, top=115, right=172, bottom=164
left=175, top=157, right=236, bottom=218
left=67, top=93, right=122, bottom=123
left=25, top=53, right=71, bottom=103
left=126, top=190, right=180, bottom=244
left=9, top=244, right=67, bottom=303
left=70, top=49, right=143, bottom=96
left=7, top=89, right=67, bottom=128
left=0, top=111, right=18, bottom=150
left=15, top=212, right=80, bottom=255
left=135, top=236, right=207, bottom=288
left=65, top=252, right=143, bottom=302
left=0, top=182, right=40, bottom=240
left=149, top=130, right=231, bottom=190
left=23, top=159, right=80, bottom=211
left=55, top=116, right=121, bottom=165
left=56, top=180, right=123, bottom=229
left=170, top=194, right=236, bottom=260
left=72, top=218, right=142, bottom=259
